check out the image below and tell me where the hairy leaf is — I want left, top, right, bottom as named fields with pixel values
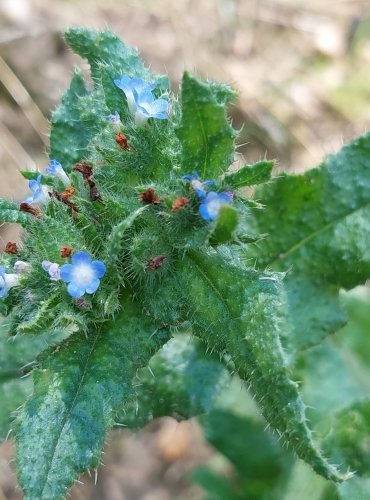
left=0, top=318, right=61, bottom=381
left=118, top=334, right=230, bottom=428
left=225, top=160, right=274, bottom=188
left=0, top=378, right=32, bottom=440
left=16, top=298, right=169, bottom=500
left=245, top=133, right=370, bottom=353
left=210, top=205, right=239, bottom=244
left=0, top=198, right=31, bottom=227
left=320, top=400, right=370, bottom=477
left=20, top=171, right=54, bottom=185
left=337, top=477, right=370, bottom=499
left=0, top=319, right=68, bottom=441
left=65, top=28, right=156, bottom=82
left=49, top=69, right=92, bottom=168
left=177, top=249, right=346, bottom=481
left=196, top=410, right=294, bottom=499
left=106, top=206, right=148, bottom=264
left=176, top=72, right=237, bottom=179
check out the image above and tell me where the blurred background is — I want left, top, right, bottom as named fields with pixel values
left=1, top=0, right=370, bottom=498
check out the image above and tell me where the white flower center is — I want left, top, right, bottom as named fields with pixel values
left=134, top=109, right=148, bottom=126
left=191, top=179, right=203, bottom=191
left=72, top=264, right=94, bottom=287
left=126, top=93, right=136, bottom=114
left=207, top=198, right=222, bottom=218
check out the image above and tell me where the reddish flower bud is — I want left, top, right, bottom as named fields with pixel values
left=50, top=191, right=79, bottom=212
left=62, top=187, right=76, bottom=198
left=115, top=131, right=129, bottom=150
left=4, top=242, right=18, bottom=254
left=171, top=197, right=189, bottom=212
left=140, top=188, right=161, bottom=205
left=60, top=246, right=73, bottom=258
left=147, top=255, right=167, bottom=270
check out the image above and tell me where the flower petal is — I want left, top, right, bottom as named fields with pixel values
left=134, top=89, right=155, bottom=107
left=199, top=203, right=213, bottom=221
left=28, top=179, right=39, bottom=192
left=148, top=98, right=168, bottom=114
left=114, top=76, right=130, bottom=90
left=71, top=251, right=91, bottom=266
left=195, top=188, right=207, bottom=200
left=91, top=260, right=106, bottom=279
left=67, top=282, right=85, bottom=299
left=60, top=263, right=73, bottom=282
left=151, top=112, right=167, bottom=120
left=205, top=192, right=219, bottom=201
left=22, top=195, right=34, bottom=204
left=218, top=192, right=232, bottom=203
left=42, top=261, right=52, bottom=272
left=85, top=278, right=100, bottom=294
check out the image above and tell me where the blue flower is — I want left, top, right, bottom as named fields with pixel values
left=182, top=172, right=214, bottom=199
left=42, top=261, right=61, bottom=281
left=133, top=89, right=169, bottom=126
left=60, top=251, right=106, bottom=299
left=0, top=267, right=20, bottom=298
left=199, top=192, right=232, bottom=221
left=23, top=174, right=49, bottom=205
left=114, top=76, right=156, bottom=114
left=45, top=160, right=70, bottom=186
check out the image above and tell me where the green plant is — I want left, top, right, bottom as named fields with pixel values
left=1, top=28, right=370, bottom=499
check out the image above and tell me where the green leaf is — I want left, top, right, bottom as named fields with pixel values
left=15, top=297, right=170, bottom=500
left=176, top=72, right=237, bottom=179
left=281, top=276, right=347, bottom=356
left=337, top=477, right=370, bottom=499
left=244, top=133, right=370, bottom=354
left=0, top=318, right=68, bottom=441
left=296, top=340, right=370, bottom=426
left=296, top=292, right=370, bottom=479
left=49, top=69, right=91, bottom=168
left=106, top=206, right=148, bottom=264
left=210, top=205, right=239, bottom=244
left=337, top=289, right=370, bottom=366
left=225, top=160, right=274, bottom=188
left=177, top=249, right=346, bottom=482
left=192, top=467, right=240, bottom=500
left=117, top=334, right=230, bottom=428
left=320, top=400, right=370, bottom=477
left=20, top=171, right=54, bottom=185
left=64, top=29, right=167, bottom=125
left=64, top=28, right=155, bottom=82
left=0, top=198, right=31, bottom=227
left=249, top=133, right=370, bottom=285
left=16, top=293, right=60, bottom=335
left=0, top=318, right=62, bottom=382
left=198, top=410, right=294, bottom=499
left=0, top=378, right=32, bottom=440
